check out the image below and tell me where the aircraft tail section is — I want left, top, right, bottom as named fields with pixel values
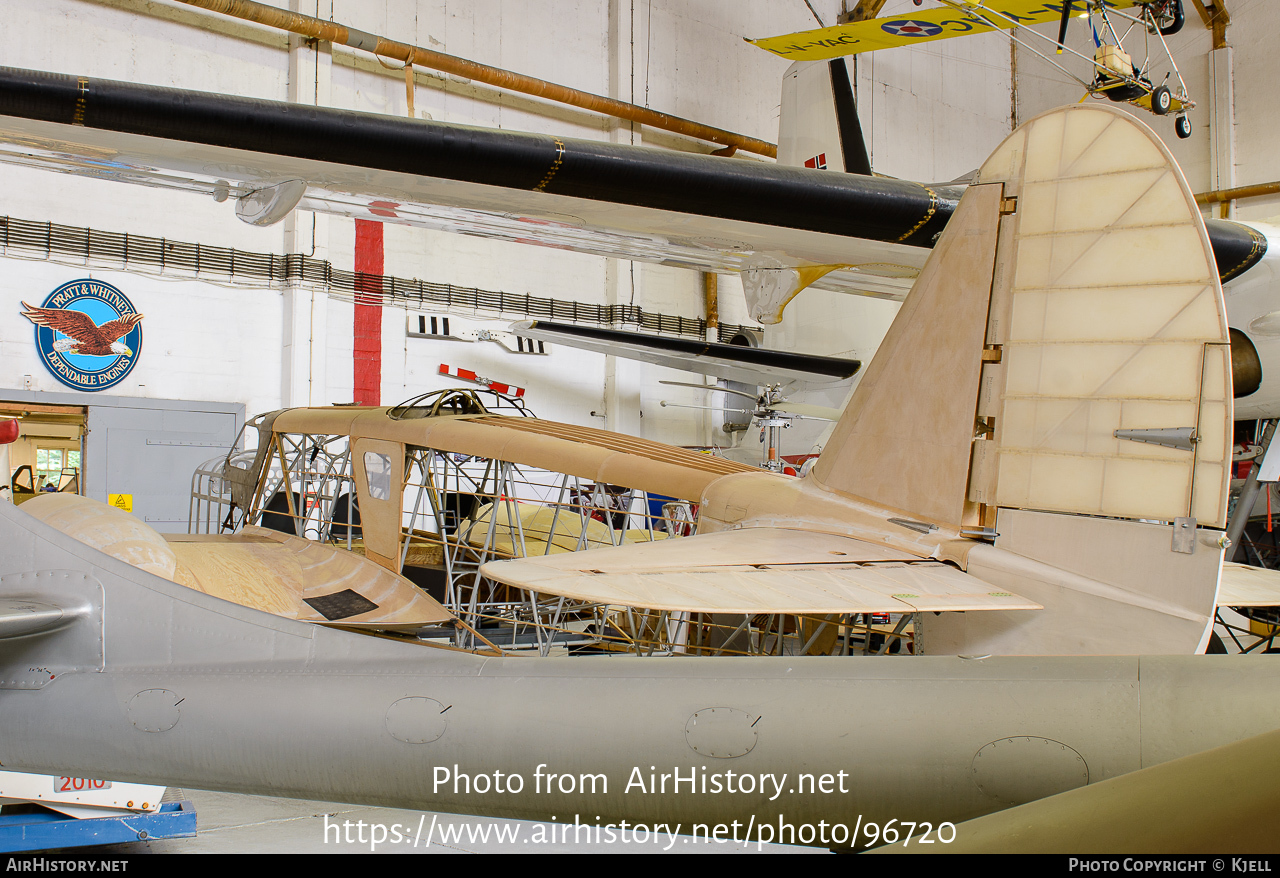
left=777, top=59, right=871, bottom=175
left=809, top=179, right=1002, bottom=525
left=806, top=103, right=1232, bottom=653
left=812, top=103, right=1232, bottom=529
left=484, top=104, right=1229, bottom=654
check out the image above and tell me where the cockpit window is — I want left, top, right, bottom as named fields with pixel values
left=364, top=452, right=392, bottom=501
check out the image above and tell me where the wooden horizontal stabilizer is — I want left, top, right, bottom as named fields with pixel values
left=481, top=527, right=1039, bottom=614
left=1218, top=562, right=1280, bottom=608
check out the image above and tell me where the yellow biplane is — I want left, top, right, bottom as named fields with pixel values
left=751, top=1, right=1195, bottom=138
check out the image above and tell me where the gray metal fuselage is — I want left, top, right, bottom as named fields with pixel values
left=2, top=500, right=1278, bottom=837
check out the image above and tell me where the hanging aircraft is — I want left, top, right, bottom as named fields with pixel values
left=4, top=102, right=1280, bottom=848
left=655, top=379, right=841, bottom=473
left=507, top=319, right=854, bottom=469
left=750, top=1, right=1196, bottom=137
left=0, top=62, right=1271, bottom=424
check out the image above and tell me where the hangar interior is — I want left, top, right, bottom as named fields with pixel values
left=3, top=1, right=1276, bottom=457
left=1, top=0, right=1278, bottom=854
left=2, top=0, right=1274, bottom=468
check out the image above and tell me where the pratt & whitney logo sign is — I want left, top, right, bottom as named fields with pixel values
left=21, top=279, right=145, bottom=391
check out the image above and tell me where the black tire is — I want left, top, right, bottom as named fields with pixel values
left=1175, top=115, right=1193, bottom=139
left=1155, top=0, right=1185, bottom=36
left=1207, top=632, right=1228, bottom=654
left=1151, top=85, right=1172, bottom=116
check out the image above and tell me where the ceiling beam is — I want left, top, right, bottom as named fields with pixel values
left=839, top=1, right=889, bottom=25
left=1189, top=0, right=1230, bottom=49
left=1188, top=0, right=1213, bottom=28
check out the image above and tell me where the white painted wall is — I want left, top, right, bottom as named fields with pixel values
left=0, top=0, right=1019, bottom=463
left=0, top=258, right=283, bottom=418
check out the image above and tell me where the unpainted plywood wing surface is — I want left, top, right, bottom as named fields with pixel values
left=168, top=527, right=452, bottom=629
left=482, top=527, right=1039, bottom=614
left=272, top=407, right=761, bottom=502
left=22, top=493, right=449, bottom=630
left=1217, top=562, right=1280, bottom=608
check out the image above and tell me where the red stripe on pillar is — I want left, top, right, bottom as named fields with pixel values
left=354, top=219, right=383, bottom=406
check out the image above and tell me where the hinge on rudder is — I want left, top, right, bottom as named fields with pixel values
left=967, top=438, right=998, bottom=506
left=1172, top=517, right=1196, bottom=554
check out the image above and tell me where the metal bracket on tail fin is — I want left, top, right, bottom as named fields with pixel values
left=1172, top=517, right=1197, bottom=554
left=1114, top=427, right=1198, bottom=451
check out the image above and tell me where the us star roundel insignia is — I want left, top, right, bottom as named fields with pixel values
left=21, top=279, right=144, bottom=391
left=881, top=19, right=945, bottom=37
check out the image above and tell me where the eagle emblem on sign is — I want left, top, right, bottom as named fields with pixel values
left=21, top=279, right=145, bottom=391
left=21, top=301, right=144, bottom=357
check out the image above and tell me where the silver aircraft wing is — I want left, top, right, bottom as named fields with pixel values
left=0, top=66, right=1265, bottom=325
left=0, top=66, right=948, bottom=326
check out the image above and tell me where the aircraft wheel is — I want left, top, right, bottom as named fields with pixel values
left=1207, top=632, right=1228, bottom=654
left=1151, top=85, right=1172, bottom=116
left=1154, top=0, right=1185, bottom=36
left=1175, top=115, right=1193, bottom=139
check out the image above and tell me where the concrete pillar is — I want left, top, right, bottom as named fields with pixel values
left=603, top=0, right=643, bottom=437
left=281, top=0, right=333, bottom=408
left=602, top=260, right=643, bottom=438
left=1208, top=46, right=1235, bottom=219
left=281, top=286, right=330, bottom=408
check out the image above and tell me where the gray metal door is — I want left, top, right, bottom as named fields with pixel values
left=86, top=403, right=240, bottom=533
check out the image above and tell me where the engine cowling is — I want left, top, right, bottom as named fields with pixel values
left=1225, top=221, right=1280, bottom=420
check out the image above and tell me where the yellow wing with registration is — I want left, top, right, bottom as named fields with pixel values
left=749, top=1, right=1142, bottom=63
left=481, top=527, right=1041, bottom=615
